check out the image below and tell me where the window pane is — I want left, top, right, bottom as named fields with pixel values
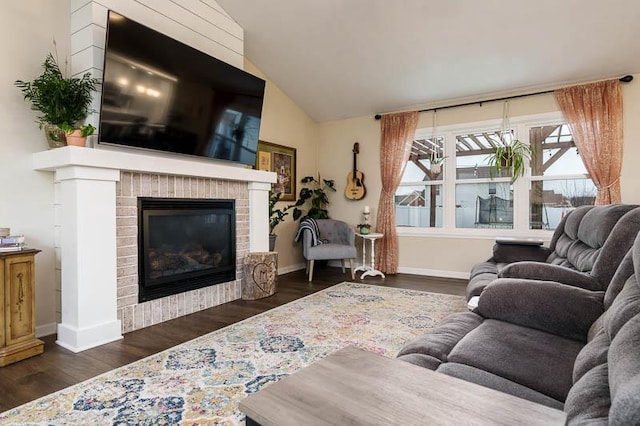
left=404, top=136, right=445, bottom=182
left=530, top=124, right=588, bottom=176
left=455, top=182, right=513, bottom=228
left=395, top=185, right=443, bottom=227
left=529, top=178, right=596, bottom=230
left=456, top=130, right=513, bottom=179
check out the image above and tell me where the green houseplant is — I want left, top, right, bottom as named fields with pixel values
left=15, top=52, right=100, bottom=148
left=487, top=139, right=532, bottom=183
left=428, top=155, right=447, bottom=176
left=291, top=175, right=336, bottom=221
left=269, top=191, right=295, bottom=251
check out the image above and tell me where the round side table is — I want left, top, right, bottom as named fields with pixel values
left=354, top=233, right=385, bottom=279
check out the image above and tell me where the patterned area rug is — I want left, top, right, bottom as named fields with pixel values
left=0, top=282, right=466, bottom=425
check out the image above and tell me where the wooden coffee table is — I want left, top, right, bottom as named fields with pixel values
left=240, top=346, right=566, bottom=426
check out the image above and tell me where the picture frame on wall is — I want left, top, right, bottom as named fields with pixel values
left=256, top=140, right=297, bottom=201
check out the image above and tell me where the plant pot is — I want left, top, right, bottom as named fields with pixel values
left=269, top=234, right=277, bottom=251
left=359, top=226, right=371, bottom=235
left=65, top=130, right=87, bottom=147
left=43, top=125, right=66, bottom=148
left=431, top=163, right=442, bottom=175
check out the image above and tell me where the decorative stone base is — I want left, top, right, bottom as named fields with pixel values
left=242, top=252, right=277, bottom=300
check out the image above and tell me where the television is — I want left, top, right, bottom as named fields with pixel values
left=99, top=11, right=266, bottom=166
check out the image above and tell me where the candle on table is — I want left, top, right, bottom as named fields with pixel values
left=364, top=205, right=370, bottom=213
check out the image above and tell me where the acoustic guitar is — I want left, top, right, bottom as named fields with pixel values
left=345, top=142, right=366, bottom=200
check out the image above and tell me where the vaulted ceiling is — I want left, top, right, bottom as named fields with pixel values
left=217, top=0, right=640, bottom=122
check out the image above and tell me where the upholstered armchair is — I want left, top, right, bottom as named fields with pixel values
left=301, top=219, right=357, bottom=281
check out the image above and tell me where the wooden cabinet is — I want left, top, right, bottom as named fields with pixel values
left=0, top=249, right=43, bottom=366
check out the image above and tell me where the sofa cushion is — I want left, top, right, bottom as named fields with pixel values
left=572, top=331, right=610, bottom=383
left=396, top=312, right=483, bottom=364
left=591, top=206, right=640, bottom=289
left=469, top=261, right=499, bottom=277
left=448, top=319, right=583, bottom=401
left=305, top=243, right=356, bottom=260
left=395, top=353, right=441, bottom=370
left=565, top=363, right=610, bottom=426
left=437, top=363, right=564, bottom=410
left=563, top=205, right=593, bottom=240
left=577, top=204, right=633, bottom=249
left=604, top=250, right=636, bottom=309
left=478, top=278, right=604, bottom=341
left=604, top=275, right=640, bottom=341
left=607, top=313, right=640, bottom=425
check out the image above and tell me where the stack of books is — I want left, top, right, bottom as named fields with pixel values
left=0, top=235, right=26, bottom=252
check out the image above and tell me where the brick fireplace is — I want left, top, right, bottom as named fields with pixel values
left=33, top=147, right=275, bottom=352
left=117, top=174, right=248, bottom=333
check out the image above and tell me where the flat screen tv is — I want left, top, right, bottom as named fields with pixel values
left=99, top=11, right=265, bottom=166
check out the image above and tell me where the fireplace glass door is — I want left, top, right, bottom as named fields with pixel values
left=138, top=198, right=235, bottom=302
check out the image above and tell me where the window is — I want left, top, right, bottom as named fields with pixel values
left=395, top=114, right=594, bottom=235
left=454, top=130, right=513, bottom=229
left=396, top=136, right=444, bottom=228
left=529, top=124, right=595, bottom=230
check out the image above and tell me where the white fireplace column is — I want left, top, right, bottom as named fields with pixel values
left=56, top=165, right=123, bottom=352
left=248, top=182, right=271, bottom=252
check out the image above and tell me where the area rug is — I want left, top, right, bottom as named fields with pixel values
left=0, top=282, right=466, bottom=425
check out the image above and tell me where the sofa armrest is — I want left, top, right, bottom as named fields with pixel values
left=498, top=262, right=601, bottom=290
left=492, top=243, right=551, bottom=263
left=478, top=278, right=604, bottom=341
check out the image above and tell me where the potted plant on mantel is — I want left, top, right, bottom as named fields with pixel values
left=15, top=52, right=100, bottom=148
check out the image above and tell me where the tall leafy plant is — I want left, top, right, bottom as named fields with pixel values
left=291, top=175, right=336, bottom=221
left=269, top=191, right=294, bottom=235
left=15, top=53, right=99, bottom=130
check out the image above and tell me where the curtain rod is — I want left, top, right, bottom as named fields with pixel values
left=373, top=75, right=634, bottom=120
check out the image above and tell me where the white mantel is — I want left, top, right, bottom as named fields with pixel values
left=33, top=146, right=276, bottom=352
left=33, top=146, right=276, bottom=184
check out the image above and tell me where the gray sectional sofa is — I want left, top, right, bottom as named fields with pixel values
left=397, top=205, right=640, bottom=424
left=467, top=204, right=640, bottom=300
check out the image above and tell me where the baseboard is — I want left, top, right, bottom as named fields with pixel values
left=278, top=262, right=306, bottom=275
left=35, top=322, right=57, bottom=338
left=397, top=267, right=470, bottom=280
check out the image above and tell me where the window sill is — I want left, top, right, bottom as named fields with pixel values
left=396, top=227, right=554, bottom=241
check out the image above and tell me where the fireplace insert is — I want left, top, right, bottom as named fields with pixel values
left=138, top=198, right=235, bottom=302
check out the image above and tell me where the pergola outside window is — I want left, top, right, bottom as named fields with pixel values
left=395, top=114, right=594, bottom=234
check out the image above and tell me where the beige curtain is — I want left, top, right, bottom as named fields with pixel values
left=554, top=80, right=624, bottom=205
left=375, top=111, right=419, bottom=274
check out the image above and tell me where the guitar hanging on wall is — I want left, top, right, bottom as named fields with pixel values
left=345, top=142, right=366, bottom=200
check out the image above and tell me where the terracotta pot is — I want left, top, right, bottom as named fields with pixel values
left=65, top=130, right=87, bottom=147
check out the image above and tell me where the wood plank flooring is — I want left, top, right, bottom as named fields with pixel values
left=0, top=268, right=465, bottom=413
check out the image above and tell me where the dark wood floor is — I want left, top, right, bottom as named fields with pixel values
left=0, top=268, right=465, bottom=413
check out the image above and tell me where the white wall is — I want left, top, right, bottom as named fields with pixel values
left=244, top=60, right=319, bottom=272
left=1, top=0, right=248, bottom=333
left=0, top=2, right=72, bottom=336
